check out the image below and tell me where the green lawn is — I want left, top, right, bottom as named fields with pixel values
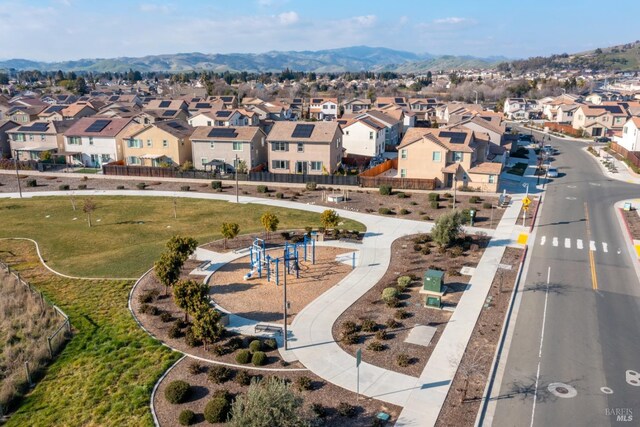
left=0, top=240, right=178, bottom=427
left=0, top=196, right=365, bottom=278
left=72, top=168, right=101, bottom=174
left=505, top=162, right=528, bottom=176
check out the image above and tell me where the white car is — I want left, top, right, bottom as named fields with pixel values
left=547, top=167, right=558, bottom=178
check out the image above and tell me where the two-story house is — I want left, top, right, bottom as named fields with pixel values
left=266, top=122, right=343, bottom=174
left=340, top=116, right=386, bottom=158
left=0, top=120, right=19, bottom=158
left=571, top=104, right=627, bottom=137
left=7, top=120, right=75, bottom=161
left=207, top=96, right=237, bottom=109
left=396, top=127, right=502, bottom=192
left=191, top=126, right=267, bottom=173
left=617, top=117, right=640, bottom=152
left=308, top=98, right=339, bottom=121
left=38, top=105, right=67, bottom=121
left=375, top=97, right=408, bottom=108
left=63, top=117, right=135, bottom=167
left=355, top=110, right=402, bottom=146
left=343, top=98, right=372, bottom=115
left=188, top=110, right=246, bottom=127
left=122, top=120, right=193, bottom=167
left=7, top=105, right=46, bottom=124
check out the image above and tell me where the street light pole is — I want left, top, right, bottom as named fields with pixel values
left=235, top=154, right=239, bottom=204
left=13, top=149, right=22, bottom=198
left=452, top=175, right=457, bottom=210
left=283, top=253, right=289, bottom=351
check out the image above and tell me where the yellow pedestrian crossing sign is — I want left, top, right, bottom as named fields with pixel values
left=522, top=196, right=532, bottom=207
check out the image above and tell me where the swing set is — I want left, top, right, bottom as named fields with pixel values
left=243, top=235, right=316, bottom=285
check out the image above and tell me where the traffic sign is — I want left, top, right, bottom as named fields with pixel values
left=522, top=196, right=532, bottom=207
left=356, top=348, right=362, bottom=367
left=522, top=205, right=529, bottom=212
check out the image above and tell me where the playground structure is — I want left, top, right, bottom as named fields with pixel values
left=244, top=236, right=316, bottom=285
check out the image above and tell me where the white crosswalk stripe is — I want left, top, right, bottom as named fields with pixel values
left=590, top=241, right=597, bottom=251
left=577, top=239, right=583, bottom=250
left=540, top=236, right=546, bottom=246
left=564, top=238, right=571, bottom=248
left=553, top=237, right=559, bottom=247
left=602, top=242, right=608, bottom=253
left=535, top=236, right=614, bottom=254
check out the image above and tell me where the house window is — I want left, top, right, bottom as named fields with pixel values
left=272, top=160, right=289, bottom=170
left=147, top=139, right=152, bottom=147
left=28, top=134, right=34, bottom=142
left=400, top=149, right=407, bottom=159
left=489, top=175, right=495, bottom=184
left=310, top=161, right=322, bottom=171
left=432, top=151, right=441, bottom=162
left=400, top=168, right=407, bottom=178
left=40, top=134, right=46, bottom=142
left=68, top=136, right=81, bottom=145
left=101, top=154, right=110, bottom=163
left=297, top=142, right=304, bottom=153
left=209, top=142, right=215, bottom=149
left=127, top=156, right=140, bottom=165
left=89, top=137, right=94, bottom=146
left=127, top=139, right=142, bottom=148
left=369, top=132, right=374, bottom=140
left=453, top=152, right=463, bottom=162
left=336, top=138, right=340, bottom=148
left=201, top=157, right=208, bottom=166
left=233, top=142, right=243, bottom=151
left=207, top=121, right=212, bottom=126
left=272, top=142, right=288, bottom=151
left=162, top=140, right=168, bottom=147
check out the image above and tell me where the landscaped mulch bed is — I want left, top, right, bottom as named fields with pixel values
left=435, top=247, right=524, bottom=427
left=154, top=356, right=401, bottom=427
left=621, top=208, right=640, bottom=240
left=332, top=232, right=490, bottom=378
left=517, top=196, right=539, bottom=229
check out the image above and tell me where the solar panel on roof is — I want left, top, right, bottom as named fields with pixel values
left=207, top=128, right=237, bottom=138
left=163, top=109, right=177, bottom=117
left=216, top=111, right=232, bottom=117
left=312, top=98, right=322, bottom=104
left=21, top=122, right=49, bottom=132
left=292, top=124, right=315, bottom=138
left=221, top=97, right=233, bottom=102
left=395, top=98, right=404, bottom=103
left=195, top=103, right=210, bottom=109
left=439, top=131, right=466, bottom=144
left=109, top=96, right=119, bottom=101
left=166, top=121, right=186, bottom=130
left=85, top=119, right=111, bottom=133
left=293, top=98, right=302, bottom=103
left=159, top=101, right=171, bottom=108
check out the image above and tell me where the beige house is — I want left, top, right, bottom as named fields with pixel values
left=266, top=122, right=344, bottom=174
left=572, top=104, right=627, bottom=137
left=190, top=126, right=267, bottom=172
left=8, top=120, right=75, bottom=161
left=396, top=127, right=502, bottom=192
left=122, top=120, right=193, bottom=167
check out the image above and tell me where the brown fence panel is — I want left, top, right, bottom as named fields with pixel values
left=359, top=176, right=436, bottom=190
left=543, top=122, right=582, bottom=137
left=359, top=159, right=398, bottom=177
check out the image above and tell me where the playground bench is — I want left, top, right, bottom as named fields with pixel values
left=254, top=323, right=283, bottom=335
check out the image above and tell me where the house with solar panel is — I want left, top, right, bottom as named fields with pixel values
left=340, top=116, right=386, bottom=158
left=7, top=120, right=75, bottom=161
left=308, top=98, right=339, bottom=121
left=63, top=117, right=136, bottom=167
left=7, top=105, right=46, bottom=124
left=396, top=127, right=502, bottom=192
left=190, top=126, right=267, bottom=173
left=375, top=97, right=408, bottom=109
left=266, top=122, right=344, bottom=174
left=343, top=98, right=372, bottom=115
left=188, top=110, right=247, bottom=127
left=0, top=120, right=19, bottom=158
left=207, top=96, right=238, bottom=109
left=37, top=105, right=67, bottom=122
left=121, top=120, right=194, bottom=167
left=571, top=103, right=628, bottom=137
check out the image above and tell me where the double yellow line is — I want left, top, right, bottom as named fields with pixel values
left=584, top=203, right=599, bottom=290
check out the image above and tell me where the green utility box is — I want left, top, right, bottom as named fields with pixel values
left=426, top=295, right=441, bottom=308
left=420, top=269, right=445, bottom=308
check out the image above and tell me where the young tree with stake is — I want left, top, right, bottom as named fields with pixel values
left=260, top=212, right=279, bottom=241
left=82, top=198, right=96, bottom=227
left=220, top=222, right=240, bottom=250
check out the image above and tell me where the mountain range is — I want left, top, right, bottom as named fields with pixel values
left=0, top=46, right=507, bottom=73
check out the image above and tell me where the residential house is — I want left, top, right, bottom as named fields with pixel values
left=375, top=97, right=407, bottom=108
left=207, top=96, right=237, bottom=109
left=277, top=98, right=304, bottom=119
left=449, top=113, right=507, bottom=147
left=571, top=104, right=628, bottom=137
left=377, top=104, right=414, bottom=135
left=0, top=96, right=10, bottom=121
left=308, top=98, right=339, bottom=120
left=503, top=98, right=540, bottom=120
left=396, top=127, right=502, bottom=192
left=63, top=117, right=135, bottom=167
left=340, top=116, right=386, bottom=158
left=356, top=110, right=402, bottom=146
left=7, top=120, right=75, bottom=161
left=7, top=105, right=46, bottom=124
left=146, top=99, right=188, bottom=111
left=41, top=94, right=78, bottom=105
left=248, top=102, right=292, bottom=121
left=266, top=122, right=344, bottom=174
left=188, top=110, right=249, bottom=127
left=0, top=120, right=19, bottom=158
left=61, top=102, right=97, bottom=120
left=190, top=126, right=267, bottom=172
left=343, top=98, right=372, bottom=115
left=617, top=117, right=640, bottom=152
left=38, top=105, right=67, bottom=121
left=122, top=120, right=193, bottom=167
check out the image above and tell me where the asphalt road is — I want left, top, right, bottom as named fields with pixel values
left=490, top=130, right=640, bottom=426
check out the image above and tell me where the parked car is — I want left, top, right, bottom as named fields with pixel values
left=547, top=167, right=558, bottom=178
left=594, top=136, right=610, bottom=143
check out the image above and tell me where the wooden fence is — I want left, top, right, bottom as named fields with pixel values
left=358, top=158, right=436, bottom=190
left=610, top=142, right=640, bottom=169
left=543, top=122, right=583, bottom=138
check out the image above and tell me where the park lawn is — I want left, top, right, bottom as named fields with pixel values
left=0, top=240, right=179, bottom=427
left=0, top=196, right=365, bottom=278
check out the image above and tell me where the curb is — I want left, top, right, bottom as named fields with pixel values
left=150, top=355, right=186, bottom=427
left=529, top=194, right=542, bottom=233
left=475, top=244, right=529, bottom=427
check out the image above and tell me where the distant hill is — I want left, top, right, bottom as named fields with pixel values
left=0, top=46, right=504, bottom=73
left=499, top=41, right=640, bottom=72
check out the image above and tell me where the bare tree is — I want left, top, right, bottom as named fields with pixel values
left=82, top=198, right=96, bottom=227
left=456, top=345, right=489, bottom=401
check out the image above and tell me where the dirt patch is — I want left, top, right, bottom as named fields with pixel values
left=211, top=247, right=356, bottom=325
left=518, top=196, right=539, bottom=228
left=622, top=208, right=640, bottom=240
left=154, top=356, right=402, bottom=427
left=435, top=247, right=524, bottom=427
left=332, top=232, right=489, bottom=378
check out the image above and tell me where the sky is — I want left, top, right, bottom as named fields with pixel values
left=1, top=0, right=639, bottom=62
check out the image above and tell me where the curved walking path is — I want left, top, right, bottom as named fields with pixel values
left=0, top=189, right=518, bottom=426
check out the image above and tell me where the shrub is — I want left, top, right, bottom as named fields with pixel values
left=361, top=318, right=377, bottom=332
left=165, top=380, right=191, bottom=404
left=276, top=192, right=285, bottom=199
left=430, top=201, right=439, bottom=209
left=443, top=192, right=452, bottom=198
left=379, top=184, right=392, bottom=195
left=25, top=178, right=37, bottom=187
left=396, top=192, right=408, bottom=198
left=421, top=246, right=431, bottom=255
left=138, top=289, right=158, bottom=304
left=375, top=330, right=388, bottom=340
left=211, top=180, right=222, bottom=190
left=410, top=201, right=418, bottom=205
left=428, top=192, right=439, bottom=201
left=116, top=185, right=125, bottom=189
left=382, top=287, right=399, bottom=303
left=235, top=370, right=252, bottom=386
left=252, top=351, right=267, bottom=366
left=184, top=326, right=202, bottom=347
left=264, top=338, right=277, bottom=350
left=211, top=344, right=228, bottom=356
left=168, top=323, right=183, bottom=338
left=257, top=185, right=268, bottom=193
left=136, top=182, right=146, bottom=190
left=160, top=311, right=174, bottom=322
left=204, top=395, right=231, bottom=423
left=178, top=409, right=196, bottom=426
left=227, top=336, right=243, bottom=351
left=397, top=276, right=412, bottom=291
left=469, top=196, right=481, bottom=204
left=367, top=341, right=385, bottom=351
left=450, top=246, right=464, bottom=258
left=58, top=184, right=70, bottom=190
left=378, top=207, right=392, bottom=215
left=311, top=403, right=327, bottom=418
left=399, top=208, right=410, bottom=215
left=208, top=365, right=232, bottom=384
left=249, top=339, right=262, bottom=353
left=77, top=184, right=87, bottom=190
left=397, top=353, right=411, bottom=367
left=386, top=318, right=401, bottom=328
left=235, top=349, right=251, bottom=364
left=140, top=304, right=159, bottom=315
left=180, top=185, right=190, bottom=192
left=483, top=202, right=493, bottom=209
left=295, top=376, right=313, bottom=391
left=385, top=297, right=399, bottom=308
left=432, top=210, right=463, bottom=247
left=306, top=181, right=317, bottom=191
left=342, top=332, right=360, bottom=345
left=341, top=321, right=359, bottom=335
left=337, top=402, right=357, bottom=418
left=188, top=362, right=202, bottom=375
left=413, top=243, right=422, bottom=252
left=395, top=309, right=409, bottom=319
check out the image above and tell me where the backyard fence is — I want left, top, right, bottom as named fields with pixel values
left=610, top=142, right=640, bottom=169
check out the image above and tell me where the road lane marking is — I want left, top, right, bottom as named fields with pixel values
left=531, top=266, right=551, bottom=426
left=601, top=387, right=614, bottom=394
left=553, top=237, right=558, bottom=247
left=517, top=233, right=528, bottom=245
left=590, top=241, right=597, bottom=251
left=602, top=242, right=608, bottom=253
left=540, top=236, right=546, bottom=246
left=577, top=239, right=583, bottom=250
left=585, top=203, right=599, bottom=291
left=531, top=361, right=541, bottom=427
left=564, top=238, right=571, bottom=248
left=635, top=245, right=640, bottom=257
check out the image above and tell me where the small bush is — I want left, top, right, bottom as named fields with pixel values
left=264, top=338, right=277, bottom=350
left=116, top=185, right=125, bottom=189
left=341, top=321, right=358, bottom=335
left=295, top=376, right=313, bottom=391
left=397, top=353, right=411, bottom=367
left=165, top=380, right=191, bottom=404
left=382, top=287, right=399, bottom=303
left=211, top=344, right=228, bottom=356
left=208, top=365, right=232, bottom=384
left=227, top=336, right=243, bottom=351
left=25, top=178, right=37, bottom=187
left=168, top=323, right=183, bottom=338
left=160, top=311, right=174, bottom=322
left=188, top=362, right=202, bottom=375
left=428, top=193, right=439, bottom=201
left=421, top=246, right=431, bottom=255
left=396, top=192, right=408, bottom=198
left=235, top=369, right=251, bottom=386
left=342, top=332, right=360, bottom=345
left=469, top=196, right=481, bottom=204
left=180, top=185, right=190, bottom=192
left=413, top=243, right=422, bottom=252
left=178, top=409, right=196, bottom=426
left=430, top=201, right=439, bottom=209
left=306, top=181, right=317, bottom=191
left=367, top=341, right=385, bottom=351
left=139, top=304, right=159, bottom=315
left=450, top=246, right=464, bottom=258
left=395, top=309, right=409, bottom=319
left=375, top=330, right=388, bottom=340
left=397, top=276, right=412, bottom=291
left=257, top=185, right=268, bottom=193
left=410, top=201, right=418, bottom=205
left=379, top=184, right=392, bottom=195
left=361, top=318, right=377, bottom=332
left=483, top=202, right=492, bottom=209
left=77, top=184, right=87, bottom=190
left=138, top=289, right=158, bottom=304
left=378, top=207, right=392, bottom=215
left=252, top=351, right=267, bottom=366
left=249, top=339, right=262, bottom=353
left=211, top=180, right=222, bottom=190
left=136, top=182, right=146, bottom=190
left=337, top=402, right=357, bottom=418
left=386, top=318, right=401, bottom=328
left=275, top=192, right=284, bottom=199
left=311, top=403, right=327, bottom=418
left=204, top=396, right=231, bottom=423
left=58, top=184, right=70, bottom=190
left=235, top=349, right=251, bottom=364
left=184, top=326, right=202, bottom=347
left=399, top=208, right=410, bottom=215
left=443, top=192, right=452, bottom=198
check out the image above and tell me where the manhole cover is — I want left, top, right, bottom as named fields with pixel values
left=556, top=387, right=569, bottom=394
left=548, top=382, right=577, bottom=398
